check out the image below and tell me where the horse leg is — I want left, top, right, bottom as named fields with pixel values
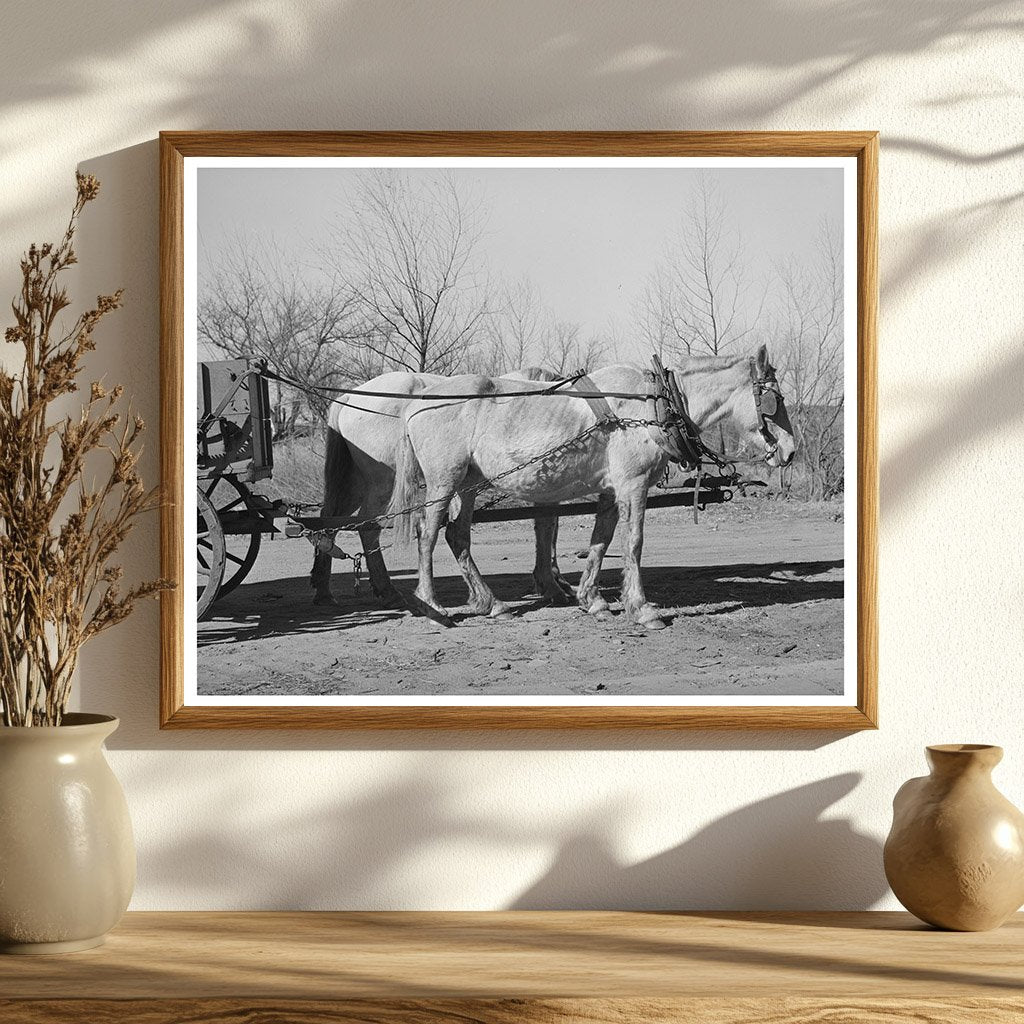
left=619, top=490, right=666, bottom=631
left=360, top=525, right=404, bottom=609
left=446, top=492, right=510, bottom=618
left=413, top=498, right=451, bottom=616
left=576, top=495, right=619, bottom=621
left=548, top=517, right=575, bottom=599
left=311, top=534, right=338, bottom=606
left=532, top=512, right=570, bottom=605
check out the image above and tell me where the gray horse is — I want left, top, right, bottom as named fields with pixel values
left=311, top=367, right=570, bottom=607
left=389, top=347, right=796, bottom=629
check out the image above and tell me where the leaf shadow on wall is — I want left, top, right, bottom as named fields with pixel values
left=882, top=336, right=1024, bottom=511
left=882, top=191, right=1023, bottom=310
left=1, top=0, right=1019, bottom=250
left=511, top=774, right=886, bottom=910
left=130, top=759, right=885, bottom=910
left=2, top=1, right=1016, bottom=136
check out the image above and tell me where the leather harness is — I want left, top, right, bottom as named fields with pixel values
left=643, top=355, right=704, bottom=470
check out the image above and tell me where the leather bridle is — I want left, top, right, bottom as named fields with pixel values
left=644, top=354, right=788, bottom=467
left=644, top=353, right=793, bottom=523
left=749, top=356, right=785, bottom=460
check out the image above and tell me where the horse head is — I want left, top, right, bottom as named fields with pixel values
left=741, top=344, right=796, bottom=468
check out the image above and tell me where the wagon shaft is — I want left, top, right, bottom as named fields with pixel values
left=215, top=492, right=288, bottom=536
left=473, top=486, right=734, bottom=524
left=291, top=482, right=734, bottom=533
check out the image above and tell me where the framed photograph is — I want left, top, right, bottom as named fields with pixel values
left=160, top=131, right=877, bottom=729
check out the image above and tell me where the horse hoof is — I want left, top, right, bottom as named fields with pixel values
left=582, top=598, right=611, bottom=621
left=492, top=611, right=517, bottom=622
left=407, top=593, right=456, bottom=628
left=643, top=617, right=668, bottom=631
left=376, top=591, right=406, bottom=611
left=313, top=594, right=338, bottom=607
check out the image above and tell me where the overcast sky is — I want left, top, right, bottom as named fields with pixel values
left=197, top=164, right=843, bottom=361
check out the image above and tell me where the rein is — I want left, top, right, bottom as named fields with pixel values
left=260, top=365, right=649, bottom=403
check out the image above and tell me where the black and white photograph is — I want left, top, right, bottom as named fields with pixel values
left=181, top=149, right=864, bottom=716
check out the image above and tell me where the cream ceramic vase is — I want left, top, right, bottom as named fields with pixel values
left=884, top=744, right=1024, bottom=931
left=0, top=713, right=135, bottom=953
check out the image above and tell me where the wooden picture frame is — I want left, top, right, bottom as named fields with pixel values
left=160, top=131, right=877, bottom=730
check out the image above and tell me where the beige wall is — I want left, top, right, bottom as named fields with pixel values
left=1, top=1, right=1021, bottom=909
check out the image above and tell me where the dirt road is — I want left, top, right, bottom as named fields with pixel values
left=197, top=498, right=845, bottom=698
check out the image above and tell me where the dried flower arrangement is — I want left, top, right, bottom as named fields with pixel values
left=0, top=174, right=171, bottom=726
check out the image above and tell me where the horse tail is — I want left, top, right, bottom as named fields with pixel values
left=321, top=424, right=352, bottom=516
left=310, top=422, right=352, bottom=602
left=388, top=420, right=424, bottom=548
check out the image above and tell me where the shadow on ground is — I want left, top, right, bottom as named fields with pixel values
left=200, top=558, right=843, bottom=646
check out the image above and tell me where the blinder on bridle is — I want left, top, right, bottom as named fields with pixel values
left=749, top=356, right=784, bottom=451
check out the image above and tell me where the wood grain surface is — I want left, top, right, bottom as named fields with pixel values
left=160, top=130, right=879, bottom=157
left=159, top=130, right=879, bottom=731
left=4, top=997, right=1024, bottom=1024
left=0, top=911, right=1020, bottom=1023
left=1, top=911, right=1020, bottom=996
left=159, top=133, right=185, bottom=731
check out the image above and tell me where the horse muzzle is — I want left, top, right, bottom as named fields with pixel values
left=765, top=444, right=794, bottom=469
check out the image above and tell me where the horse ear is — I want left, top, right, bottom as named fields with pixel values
left=754, top=343, right=769, bottom=375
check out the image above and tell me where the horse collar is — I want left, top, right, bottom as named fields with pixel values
left=644, top=356, right=702, bottom=469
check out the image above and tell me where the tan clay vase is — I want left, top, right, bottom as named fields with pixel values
left=884, top=744, right=1024, bottom=931
left=0, top=714, right=135, bottom=953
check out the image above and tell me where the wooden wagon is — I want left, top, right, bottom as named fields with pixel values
left=196, top=358, right=282, bottom=618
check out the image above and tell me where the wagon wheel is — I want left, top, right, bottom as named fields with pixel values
left=197, top=486, right=225, bottom=620
left=202, top=477, right=263, bottom=597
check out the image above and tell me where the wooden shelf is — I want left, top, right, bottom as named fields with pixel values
left=1, top=911, right=1022, bottom=1022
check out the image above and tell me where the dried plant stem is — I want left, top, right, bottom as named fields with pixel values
left=0, top=174, right=172, bottom=726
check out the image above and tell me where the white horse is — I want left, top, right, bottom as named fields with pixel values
left=388, top=346, right=796, bottom=629
left=311, top=367, right=572, bottom=607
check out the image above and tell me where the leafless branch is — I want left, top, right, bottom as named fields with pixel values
left=326, top=170, right=494, bottom=375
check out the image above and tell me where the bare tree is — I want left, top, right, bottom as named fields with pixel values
left=466, top=281, right=617, bottom=379
left=638, top=174, right=765, bottom=359
left=636, top=265, right=681, bottom=360
left=774, top=223, right=844, bottom=500
left=332, top=170, right=493, bottom=374
left=544, top=321, right=609, bottom=376
left=198, top=238, right=361, bottom=433
left=474, top=276, right=545, bottom=373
